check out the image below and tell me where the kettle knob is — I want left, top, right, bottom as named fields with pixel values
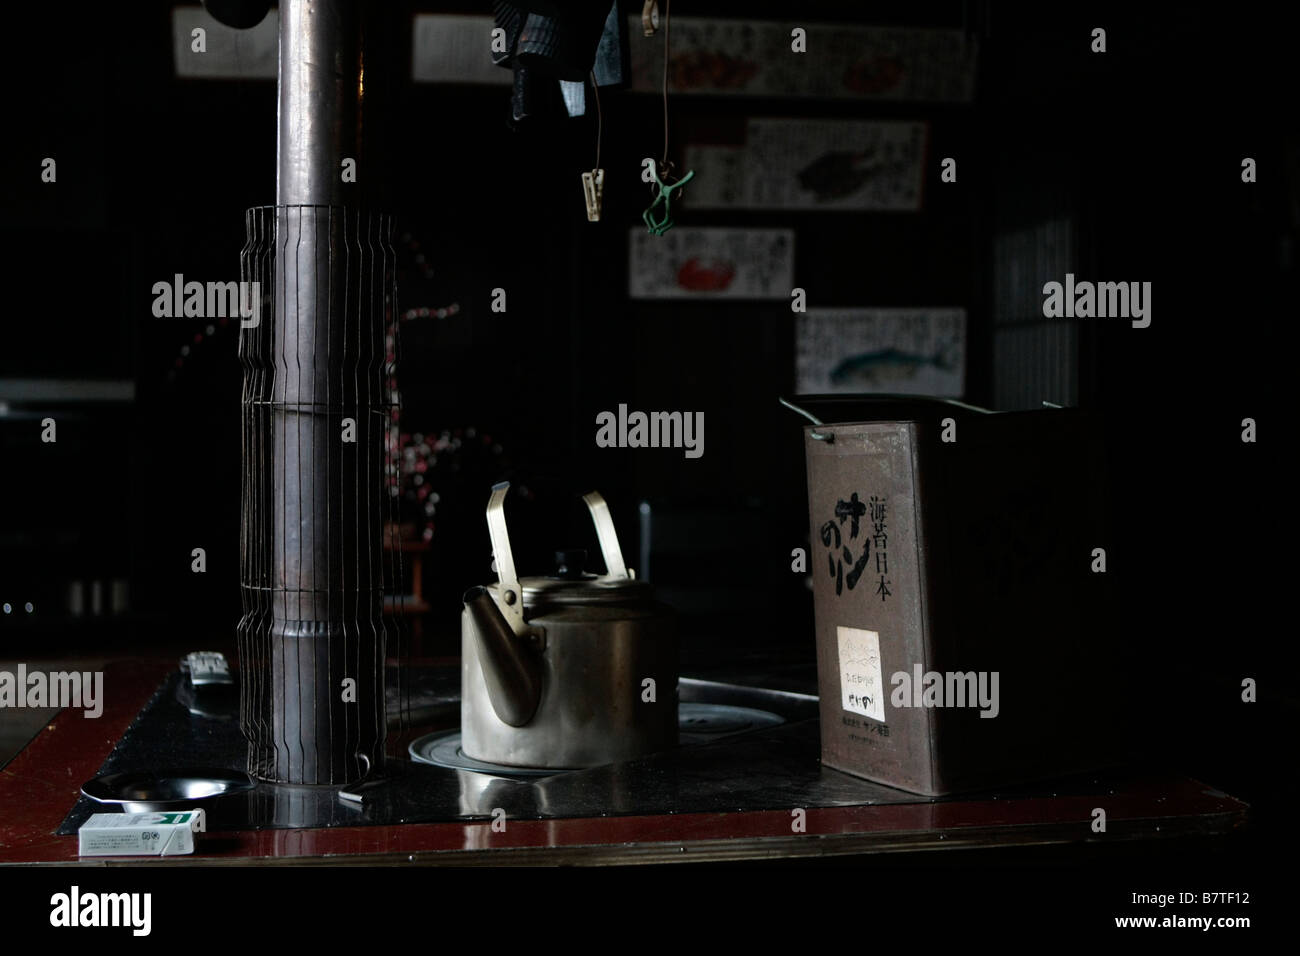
left=555, top=550, right=587, bottom=579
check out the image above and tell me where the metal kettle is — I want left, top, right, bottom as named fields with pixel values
left=461, top=483, right=678, bottom=769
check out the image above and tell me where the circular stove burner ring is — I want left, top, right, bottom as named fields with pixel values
left=678, top=702, right=783, bottom=737
left=409, top=702, right=785, bottom=777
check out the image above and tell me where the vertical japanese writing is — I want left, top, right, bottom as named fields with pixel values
left=870, top=495, right=891, bottom=601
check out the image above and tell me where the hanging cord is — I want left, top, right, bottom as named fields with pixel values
left=591, top=70, right=602, bottom=170
left=640, top=0, right=691, bottom=233
left=660, top=0, right=673, bottom=181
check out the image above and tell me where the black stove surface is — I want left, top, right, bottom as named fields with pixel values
left=56, top=667, right=1121, bottom=834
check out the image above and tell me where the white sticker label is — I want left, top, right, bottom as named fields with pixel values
left=837, top=626, right=884, bottom=723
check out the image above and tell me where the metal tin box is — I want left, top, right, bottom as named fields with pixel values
left=803, top=406, right=1121, bottom=795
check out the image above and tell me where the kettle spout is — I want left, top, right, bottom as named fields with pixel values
left=463, top=586, right=543, bottom=727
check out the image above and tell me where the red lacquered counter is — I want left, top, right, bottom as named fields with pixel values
left=0, top=659, right=1250, bottom=866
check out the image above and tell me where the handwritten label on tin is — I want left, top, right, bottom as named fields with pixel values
left=837, top=626, right=884, bottom=723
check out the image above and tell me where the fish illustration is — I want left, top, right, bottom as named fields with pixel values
left=798, top=147, right=917, bottom=202
left=676, top=258, right=737, bottom=292
left=842, top=55, right=906, bottom=95
left=829, top=341, right=960, bottom=387
left=797, top=151, right=882, bottom=201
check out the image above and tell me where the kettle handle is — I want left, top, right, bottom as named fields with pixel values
left=485, top=482, right=528, bottom=636
left=582, top=491, right=631, bottom=579
left=487, top=485, right=632, bottom=617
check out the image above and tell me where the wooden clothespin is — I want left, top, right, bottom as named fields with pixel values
left=582, top=168, right=605, bottom=222
left=641, top=1, right=660, bottom=37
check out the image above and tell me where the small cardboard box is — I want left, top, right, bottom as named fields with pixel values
left=78, top=810, right=206, bottom=857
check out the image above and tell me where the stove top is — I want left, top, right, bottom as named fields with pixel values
left=57, top=667, right=1133, bottom=835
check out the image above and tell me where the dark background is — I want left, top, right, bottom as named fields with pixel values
left=0, top=0, right=1294, bottom=856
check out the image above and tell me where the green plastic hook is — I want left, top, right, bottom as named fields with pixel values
left=642, top=160, right=695, bottom=236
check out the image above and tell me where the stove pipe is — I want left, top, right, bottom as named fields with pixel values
left=237, top=0, right=394, bottom=786
left=277, top=0, right=362, bottom=205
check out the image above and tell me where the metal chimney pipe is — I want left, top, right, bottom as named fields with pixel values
left=276, top=0, right=362, bottom=205
left=239, top=0, right=391, bottom=786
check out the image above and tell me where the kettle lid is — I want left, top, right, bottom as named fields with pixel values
left=512, top=550, right=652, bottom=605
left=514, top=575, right=653, bottom=605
